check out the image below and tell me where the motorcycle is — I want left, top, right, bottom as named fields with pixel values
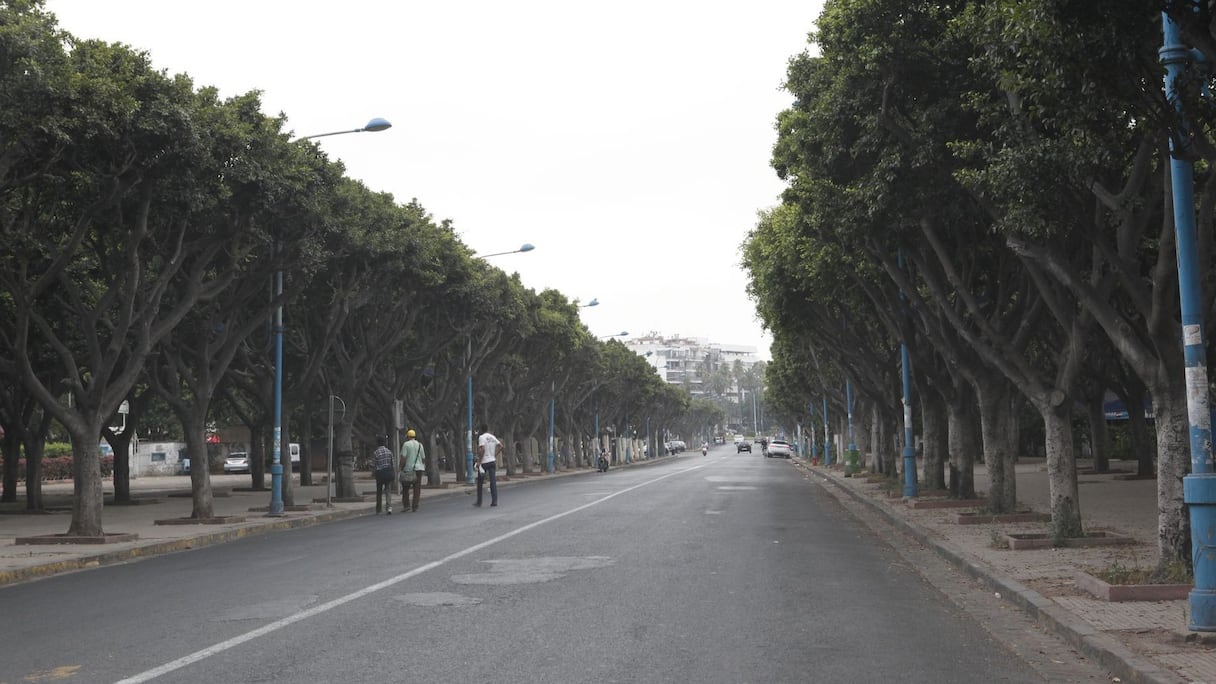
left=596, top=451, right=609, bottom=472
left=701, top=445, right=708, bottom=457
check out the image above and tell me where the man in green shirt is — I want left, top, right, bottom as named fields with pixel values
left=399, top=429, right=426, bottom=512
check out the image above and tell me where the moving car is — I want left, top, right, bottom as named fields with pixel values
left=765, top=439, right=792, bottom=459
left=223, top=452, right=251, bottom=474
left=737, top=440, right=752, bottom=453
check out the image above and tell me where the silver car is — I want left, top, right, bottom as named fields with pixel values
left=765, top=440, right=793, bottom=459
left=223, top=452, right=251, bottom=473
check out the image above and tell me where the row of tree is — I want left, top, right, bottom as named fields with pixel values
left=742, top=1, right=1216, bottom=578
left=0, top=2, right=703, bottom=537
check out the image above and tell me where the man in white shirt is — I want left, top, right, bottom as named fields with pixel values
left=475, top=424, right=500, bottom=507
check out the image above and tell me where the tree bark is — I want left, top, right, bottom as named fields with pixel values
left=976, top=376, right=1017, bottom=513
left=947, top=388, right=978, bottom=499
left=1042, top=405, right=1082, bottom=539
left=1153, top=390, right=1191, bottom=572
left=67, top=424, right=105, bottom=537
left=920, top=389, right=947, bottom=491
left=1085, top=397, right=1111, bottom=473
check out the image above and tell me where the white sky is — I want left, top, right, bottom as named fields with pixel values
left=46, top=1, right=824, bottom=360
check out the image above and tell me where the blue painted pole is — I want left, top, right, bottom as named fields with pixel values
left=823, top=398, right=833, bottom=468
left=1162, top=9, right=1216, bottom=631
left=901, top=343, right=918, bottom=498
left=809, top=403, right=818, bottom=463
left=595, top=407, right=600, bottom=459
left=269, top=268, right=284, bottom=516
left=547, top=394, right=555, bottom=473
left=843, top=382, right=860, bottom=475
left=465, top=372, right=475, bottom=484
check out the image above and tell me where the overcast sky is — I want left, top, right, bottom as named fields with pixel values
left=47, top=1, right=824, bottom=360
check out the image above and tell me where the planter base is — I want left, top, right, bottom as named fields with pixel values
left=15, top=532, right=138, bottom=545
left=952, top=512, right=1051, bottom=525
left=1006, top=531, right=1136, bottom=550
left=1074, top=571, right=1190, bottom=601
left=907, top=498, right=985, bottom=510
left=154, top=516, right=246, bottom=525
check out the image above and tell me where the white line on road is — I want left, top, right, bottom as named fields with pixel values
left=115, top=464, right=704, bottom=683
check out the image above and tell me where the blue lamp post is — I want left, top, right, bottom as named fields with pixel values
left=270, top=117, right=391, bottom=516
left=1161, top=10, right=1216, bottom=631
left=547, top=381, right=556, bottom=474
left=465, top=243, right=534, bottom=483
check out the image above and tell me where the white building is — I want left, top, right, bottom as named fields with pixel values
left=625, top=333, right=760, bottom=398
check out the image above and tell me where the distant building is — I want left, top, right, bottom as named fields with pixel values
left=624, top=333, right=759, bottom=399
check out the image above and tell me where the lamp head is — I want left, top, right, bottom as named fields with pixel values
left=363, top=117, right=392, bottom=132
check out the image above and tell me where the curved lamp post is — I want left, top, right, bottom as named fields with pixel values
left=269, top=117, right=391, bottom=516
left=580, top=298, right=599, bottom=308
left=465, top=242, right=535, bottom=483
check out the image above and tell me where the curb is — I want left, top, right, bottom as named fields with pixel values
left=0, top=505, right=368, bottom=587
left=802, top=461, right=1187, bottom=684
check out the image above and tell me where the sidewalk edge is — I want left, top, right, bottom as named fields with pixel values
left=0, top=506, right=367, bottom=587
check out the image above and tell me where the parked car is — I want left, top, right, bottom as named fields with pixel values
left=223, top=452, right=251, bottom=474
left=737, top=440, right=752, bottom=453
left=765, top=439, right=792, bottom=459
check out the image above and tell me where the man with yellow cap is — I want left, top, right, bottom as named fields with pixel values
left=399, top=429, right=426, bottom=512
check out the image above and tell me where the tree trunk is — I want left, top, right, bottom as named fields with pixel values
left=280, top=412, right=294, bottom=507
left=1152, top=390, right=1191, bottom=573
left=1, top=428, right=17, bottom=503
left=249, top=421, right=269, bottom=490
left=1042, top=405, right=1082, bottom=539
left=107, top=429, right=133, bottom=504
left=947, top=390, right=978, bottom=499
left=23, top=434, right=44, bottom=511
left=920, top=390, right=947, bottom=491
left=976, top=377, right=1017, bottom=513
left=335, top=418, right=357, bottom=499
left=1125, top=383, right=1155, bottom=477
left=67, top=425, right=105, bottom=537
left=299, top=394, right=316, bottom=487
left=1086, top=397, right=1111, bottom=474
left=184, top=416, right=214, bottom=519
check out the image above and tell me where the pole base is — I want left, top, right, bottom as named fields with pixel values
left=1190, top=589, right=1216, bottom=632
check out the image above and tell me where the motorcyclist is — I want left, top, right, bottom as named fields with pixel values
left=701, top=441, right=708, bottom=456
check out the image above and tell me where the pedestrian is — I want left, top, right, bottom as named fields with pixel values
left=474, top=424, right=500, bottom=507
left=372, top=436, right=396, bottom=514
left=399, top=428, right=425, bottom=512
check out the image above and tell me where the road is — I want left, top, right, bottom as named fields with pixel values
left=0, top=445, right=1108, bottom=683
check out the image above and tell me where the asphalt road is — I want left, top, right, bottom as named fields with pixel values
left=1, top=445, right=1103, bottom=683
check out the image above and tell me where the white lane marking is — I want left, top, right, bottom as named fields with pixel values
left=114, top=464, right=704, bottom=683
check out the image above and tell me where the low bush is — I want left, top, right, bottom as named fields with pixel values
left=16, top=453, right=115, bottom=481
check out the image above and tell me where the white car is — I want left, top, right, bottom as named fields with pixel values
left=765, top=440, right=793, bottom=459
left=223, top=452, right=251, bottom=473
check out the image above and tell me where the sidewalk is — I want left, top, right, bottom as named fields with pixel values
left=0, top=461, right=630, bottom=586
left=805, top=456, right=1216, bottom=684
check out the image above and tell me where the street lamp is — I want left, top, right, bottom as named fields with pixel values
left=465, top=243, right=535, bottom=483
left=476, top=243, right=534, bottom=258
left=580, top=298, right=599, bottom=308
left=268, top=117, right=391, bottom=517
left=600, top=330, right=629, bottom=339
